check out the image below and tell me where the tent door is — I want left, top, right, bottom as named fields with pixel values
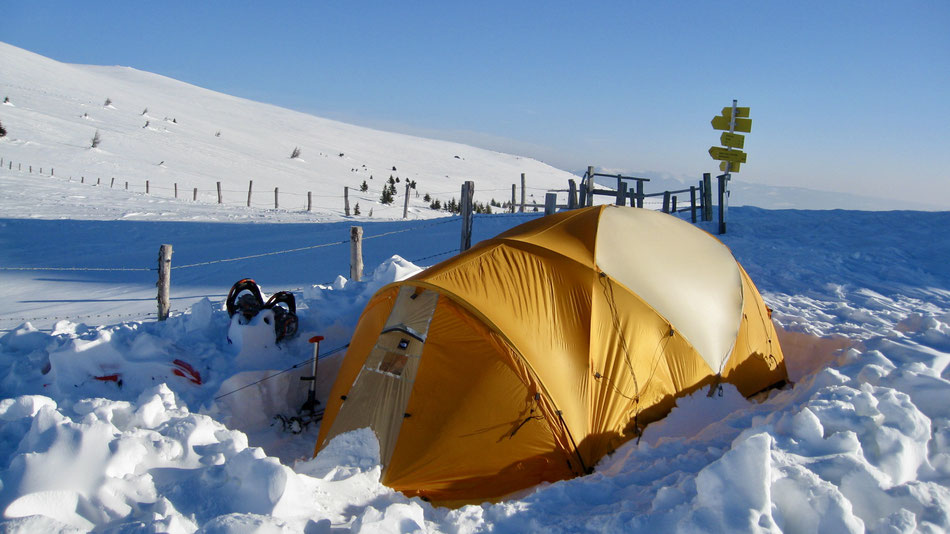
left=321, top=286, right=438, bottom=469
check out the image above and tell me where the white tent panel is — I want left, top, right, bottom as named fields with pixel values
left=594, top=207, right=744, bottom=372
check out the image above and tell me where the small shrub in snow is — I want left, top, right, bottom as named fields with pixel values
left=290, top=147, right=302, bottom=159
left=141, top=107, right=148, bottom=115
left=91, top=130, right=101, bottom=148
left=104, top=98, right=112, bottom=107
left=215, top=131, right=221, bottom=137
left=0, top=120, right=6, bottom=138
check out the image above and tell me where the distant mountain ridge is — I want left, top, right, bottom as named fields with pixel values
left=575, top=169, right=944, bottom=211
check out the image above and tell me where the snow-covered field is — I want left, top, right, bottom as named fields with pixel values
left=2, top=41, right=950, bottom=533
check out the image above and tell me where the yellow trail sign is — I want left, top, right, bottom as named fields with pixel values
left=709, top=146, right=747, bottom=163
left=720, top=161, right=741, bottom=173
left=711, top=115, right=752, bottom=133
left=720, top=132, right=745, bottom=148
left=721, top=106, right=751, bottom=118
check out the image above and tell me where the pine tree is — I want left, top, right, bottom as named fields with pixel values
left=354, top=203, right=361, bottom=215
left=360, top=180, right=368, bottom=192
left=380, top=186, right=394, bottom=204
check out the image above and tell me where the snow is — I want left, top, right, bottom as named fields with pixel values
left=2, top=41, right=950, bottom=532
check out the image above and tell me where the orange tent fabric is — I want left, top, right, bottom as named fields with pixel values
left=316, top=205, right=786, bottom=505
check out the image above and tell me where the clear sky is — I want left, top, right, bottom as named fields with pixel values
left=2, top=1, right=949, bottom=207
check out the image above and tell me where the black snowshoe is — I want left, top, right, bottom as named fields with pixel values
left=264, top=291, right=298, bottom=343
left=226, top=279, right=298, bottom=343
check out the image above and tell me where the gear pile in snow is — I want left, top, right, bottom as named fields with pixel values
left=226, top=278, right=298, bottom=343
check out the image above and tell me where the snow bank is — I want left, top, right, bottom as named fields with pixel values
left=1, top=204, right=949, bottom=531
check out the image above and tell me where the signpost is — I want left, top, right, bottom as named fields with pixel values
left=708, top=99, right=752, bottom=234
left=720, top=132, right=744, bottom=149
left=708, top=146, right=747, bottom=163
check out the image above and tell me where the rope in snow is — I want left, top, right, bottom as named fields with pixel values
left=213, top=342, right=351, bottom=401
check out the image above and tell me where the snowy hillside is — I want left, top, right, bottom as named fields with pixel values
left=2, top=41, right=950, bottom=533
left=0, top=41, right=572, bottom=219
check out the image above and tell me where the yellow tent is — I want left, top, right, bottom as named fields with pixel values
left=315, top=205, right=786, bottom=505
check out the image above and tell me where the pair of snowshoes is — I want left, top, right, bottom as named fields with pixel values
left=226, top=279, right=298, bottom=343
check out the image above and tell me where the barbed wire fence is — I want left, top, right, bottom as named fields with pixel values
left=0, top=154, right=527, bottom=218
left=2, top=154, right=714, bottom=329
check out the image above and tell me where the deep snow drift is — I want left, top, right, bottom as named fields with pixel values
left=1, top=196, right=949, bottom=532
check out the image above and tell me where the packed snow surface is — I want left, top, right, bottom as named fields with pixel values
left=2, top=40, right=950, bottom=533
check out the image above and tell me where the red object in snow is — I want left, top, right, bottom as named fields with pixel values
left=172, top=359, right=202, bottom=385
left=94, top=374, right=120, bottom=382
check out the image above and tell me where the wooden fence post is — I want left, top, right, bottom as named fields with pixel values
left=545, top=192, right=557, bottom=215
left=616, top=181, right=627, bottom=205
left=157, top=244, right=173, bottom=321
left=81, top=177, right=85, bottom=184
left=403, top=182, right=410, bottom=218
left=350, top=226, right=363, bottom=282
left=97, top=177, right=100, bottom=186
left=174, top=183, right=178, bottom=199
left=146, top=180, right=150, bottom=194
left=247, top=180, right=253, bottom=207
left=29, top=165, right=32, bottom=173
left=344, top=186, right=350, bottom=216
left=110, top=177, right=115, bottom=188
left=460, top=181, right=474, bottom=251
left=586, top=166, right=595, bottom=206
left=703, top=173, right=713, bottom=222
left=672, top=196, right=678, bottom=213
left=568, top=179, right=577, bottom=209
left=636, top=180, right=645, bottom=208
left=690, top=186, right=697, bottom=223
left=274, top=187, right=279, bottom=209
left=217, top=182, right=222, bottom=204
left=519, top=173, right=526, bottom=213
left=662, top=191, right=671, bottom=213
left=718, top=174, right=730, bottom=234
left=193, top=187, right=198, bottom=201
left=51, top=168, right=54, bottom=176
left=125, top=181, right=128, bottom=190
left=511, top=184, right=516, bottom=213
left=307, top=192, right=312, bottom=211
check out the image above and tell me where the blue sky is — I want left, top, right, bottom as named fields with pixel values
left=2, top=1, right=949, bottom=206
